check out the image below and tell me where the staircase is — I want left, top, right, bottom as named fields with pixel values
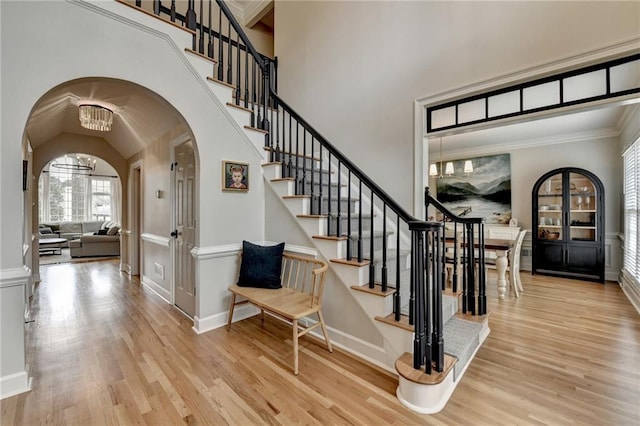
left=120, top=0, right=489, bottom=414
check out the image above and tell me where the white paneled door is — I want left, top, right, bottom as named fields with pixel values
left=173, top=141, right=196, bottom=317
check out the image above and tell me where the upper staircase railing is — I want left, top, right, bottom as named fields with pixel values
left=125, top=0, right=486, bottom=376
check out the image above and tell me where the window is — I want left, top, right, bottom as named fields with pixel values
left=91, top=179, right=112, bottom=221
left=623, top=139, right=640, bottom=282
left=39, top=155, right=117, bottom=223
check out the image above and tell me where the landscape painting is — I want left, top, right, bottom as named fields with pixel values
left=435, top=153, right=511, bottom=224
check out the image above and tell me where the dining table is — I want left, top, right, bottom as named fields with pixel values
left=483, top=238, right=513, bottom=300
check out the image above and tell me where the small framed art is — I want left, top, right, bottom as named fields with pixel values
left=222, top=160, right=249, bottom=192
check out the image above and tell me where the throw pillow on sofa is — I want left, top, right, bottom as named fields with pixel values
left=94, top=229, right=109, bottom=235
left=107, top=226, right=120, bottom=236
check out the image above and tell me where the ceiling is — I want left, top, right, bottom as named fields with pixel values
left=26, top=78, right=184, bottom=160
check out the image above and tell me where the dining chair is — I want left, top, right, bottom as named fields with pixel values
left=508, top=230, right=527, bottom=296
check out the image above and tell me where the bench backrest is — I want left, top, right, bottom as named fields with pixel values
left=281, top=253, right=328, bottom=308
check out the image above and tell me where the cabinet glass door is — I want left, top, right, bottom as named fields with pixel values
left=537, top=172, right=563, bottom=241
left=569, top=172, right=597, bottom=241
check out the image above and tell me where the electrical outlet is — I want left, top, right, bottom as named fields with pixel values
left=154, top=262, right=164, bottom=280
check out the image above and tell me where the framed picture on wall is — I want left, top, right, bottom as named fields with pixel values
left=222, top=160, right=249, bottom=192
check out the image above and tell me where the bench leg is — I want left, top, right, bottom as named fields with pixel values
left=226, top=293, right=237, bottom=331
left=317, top=311, right=333, bottom=353
left=292, top=319, right=299, bottom=375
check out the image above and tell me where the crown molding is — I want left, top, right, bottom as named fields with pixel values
left=442, top=128, right=620, bottom=160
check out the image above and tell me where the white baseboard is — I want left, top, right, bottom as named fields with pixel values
left=192, top=304, right=260, bottom=334
left=120, top=262, right=131, bottom=274
left=0, top=370, right=31, bottom=400
left=300, top=317, right=391, bottom=373
left=141, top=275, right=170, bottom=303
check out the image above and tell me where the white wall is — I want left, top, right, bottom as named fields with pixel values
left=274, top=1, right=640, bottom=211
left=1, top=0, right=266, bottom=396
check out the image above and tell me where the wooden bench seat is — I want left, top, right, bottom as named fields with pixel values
left=227, top=253, right=333, bottom=375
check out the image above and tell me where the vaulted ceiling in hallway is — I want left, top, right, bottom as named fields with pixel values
left=26, top=78, right=185, bottom=159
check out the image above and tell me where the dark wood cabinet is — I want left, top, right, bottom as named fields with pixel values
left=532, top=167, right=604, bottom=283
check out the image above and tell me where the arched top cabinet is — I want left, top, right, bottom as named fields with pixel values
left=532, top=167, right=604, bottom=283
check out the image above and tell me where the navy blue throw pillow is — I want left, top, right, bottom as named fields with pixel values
left=237, top=241, right=285, bottom=289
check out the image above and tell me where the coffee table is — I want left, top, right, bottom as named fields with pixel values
left=39, top=238, right=67, bottom=255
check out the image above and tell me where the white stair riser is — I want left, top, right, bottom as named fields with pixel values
left=350, top=290, right=394, bottom=318
left=376, top=321, right=413, bottom=355
left=270, top=180, right=295, bottom=197
left=226, top=105, right=252, bottom=128
left=297, top=217, right=328, bottom=236
left=184, top=53, right=214, bottom=82
left=262, top=164, right=281, bottom=181
left=282, top=197, right=310, bottom=216
left=244, top=128, right=267, bottom=153
left=330, top=262, right=369, bottom=286
left=207, top=80, right=234, bottom=104
left=312, top=238, right=347, bottom=260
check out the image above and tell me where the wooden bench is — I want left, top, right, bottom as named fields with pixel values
left=226, top=253, right=333, bottom=375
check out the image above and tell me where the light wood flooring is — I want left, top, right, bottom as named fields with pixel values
left=2, top=260, right=639, bottom=425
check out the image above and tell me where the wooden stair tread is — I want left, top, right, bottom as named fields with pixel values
left=184, top=48, right=218, bottom=64
left=116, top=0, right=195, bottom=35
left=313, top=235, right=349, bottom=241
left=206, top=76, right=235, bottom=89
left=262, top=162, right=281, bottom=167
left=331, top=258, right=370, bottom=267
left=226, top=102, right=252, bottom=113
left=375, top=313, right=413, bottom=332
left=244, top=125, right=269, bottom=134
left=264, top=147, right=321, bottom=162
left=350, top=283, right=395, bottom=297
left=282, top=195, right=311, bottom=199
left=270, top=177, right=295, bottom=182
left=297, top=214, right=326, bottom=219
left=395, top=352, right=457, bottom=385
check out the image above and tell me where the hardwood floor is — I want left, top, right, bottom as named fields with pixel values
left=2, top=260, right=639, bottom=425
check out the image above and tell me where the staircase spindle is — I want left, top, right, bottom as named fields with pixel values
left=394, top=216, right=401, bottom=321
left=336, top=161, right=342, bottom=238
left=243, top=48, right=249, bottom=109
left=198, top=0, right=204, bottom=53
left=226, top=20, right=232, bottom=84
left=346, top=171, right=352, bottom=260
left=217, top=8, right=223, bottom=80
left=301, top=130, right=307, bottom=195
left=381, top=204, right=388, bottom=292
left=310, top=136, right=316, bottom=211
left=295, top=123, right=300, bottom=192
left=207, top=1, right=213, bottom=57
left=432, top=228, right=444, bottom=372
left=368, top=189, right=375, bottom=289
left=235, top=32, right=241, bottom=103
left=357, top=180, right=363, bottom=263
left=327, top=153, right=333, bottom=234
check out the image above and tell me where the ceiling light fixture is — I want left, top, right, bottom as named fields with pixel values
left=79, top=104, right=113, bottom=131
left=51, top=155, right=96, bottom=171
